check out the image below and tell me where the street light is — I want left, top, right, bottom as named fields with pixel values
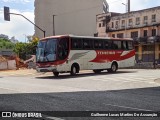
left=122, top=3, right=127, bottom=38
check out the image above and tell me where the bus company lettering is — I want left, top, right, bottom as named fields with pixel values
left=97, top=51, right=116, bottom=55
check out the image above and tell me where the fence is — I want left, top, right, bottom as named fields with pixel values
left=0, top=60, right=16, bottom=70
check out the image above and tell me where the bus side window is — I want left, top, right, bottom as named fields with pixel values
left=104, top=40, right=112, bottom=50
left=94, top=40, right=99, bottom=49
left=104, top=41, right=109, bottom=49
left=127, top=41, right=134, bottom=50
left=83, top=41, right=89, bottom=49
left=71, top=38, right=82, bottom=49
left=83, top=39, right=93, bottom=49
left=122, top=41, right=127, bottom=50
left=94, top=40, right=103, bottom=49
left=113, top=41, right=121, bottom=50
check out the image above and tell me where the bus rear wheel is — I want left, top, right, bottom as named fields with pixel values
left=108, top=62, right=118, bottom=73
left=53, top=72, right=59, bottom=77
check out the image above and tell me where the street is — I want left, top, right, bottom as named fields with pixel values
left=0, top=69, right=160, bottom=120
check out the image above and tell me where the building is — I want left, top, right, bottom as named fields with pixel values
left=10, top=36, right=19, bottom=44
left=0, top=34, right=9, bottom=40
left=34, top=0, right=109, bottom=38
left=97, top=6, right=160, bottom=65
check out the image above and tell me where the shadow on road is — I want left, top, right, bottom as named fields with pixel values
left=0, top=87, right=160, bottom=120
left=35, top=70, right=137, bottom=80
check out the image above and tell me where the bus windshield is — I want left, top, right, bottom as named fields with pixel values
left=36, top=38, right=57, bottom=63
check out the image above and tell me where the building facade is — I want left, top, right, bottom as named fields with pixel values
left=97, top=6, right=160, bottom=64
left=34, top=0, right=109, bottom=38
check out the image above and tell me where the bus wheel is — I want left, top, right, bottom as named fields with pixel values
left=93, top=70, right=101, bottom=74
left=108, top=62, right=118, bottom=73
left=53, top=72, right=59, bottom=77
left=71, top=65, right=78, bottom=75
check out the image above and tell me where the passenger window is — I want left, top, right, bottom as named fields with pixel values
left=104, top=40, right=112, bottom=49
left=71, top=38, right=82, bottom=49
left=113, top=41, right=121, bottom=50
left=94, top=40, right=103, bottom=49
left=83, top=39, right=93, bottom=49
left=127, top=41, right=134, bottom=50
left=122, top=41, right=127, bottom=50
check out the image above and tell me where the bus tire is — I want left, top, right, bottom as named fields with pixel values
left=108, top=62, right=118, bottom=73
left=70, top=65, right=78, bottom=75
left=93, top=70, right=101, bottom=74
left=53, top=72, right=59, bottom=77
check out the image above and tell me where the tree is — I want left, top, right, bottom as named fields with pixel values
left=0, top=38, right=15, bottom=50
left=13, top=37, right=39, bottom=60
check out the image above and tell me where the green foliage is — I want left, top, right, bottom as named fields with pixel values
left=0, top=38, right=15, bottom=50
left=13, top=37, right=39, bottom=60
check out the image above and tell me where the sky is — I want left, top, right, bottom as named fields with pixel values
left=0, top=0, right=160, bottom=42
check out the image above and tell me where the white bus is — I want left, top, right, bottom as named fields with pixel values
left=36, top=35, right=135, bottom=76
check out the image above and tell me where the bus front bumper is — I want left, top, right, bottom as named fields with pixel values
left=36, top=66, right=57, bottom=72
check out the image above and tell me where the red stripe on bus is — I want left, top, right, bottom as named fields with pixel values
left=90, top=50, right=135, bottom=63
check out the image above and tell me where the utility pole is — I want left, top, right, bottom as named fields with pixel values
left=53, top=15, right=56, bottom=36
left=122, top=0, right=130, bottom=38
left=128, top=0, right=130, bottom=13
left=122, top=3, right=127, bottom=38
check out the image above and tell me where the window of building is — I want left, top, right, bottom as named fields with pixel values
left=102, top=21, right=105, bottom=27
left=152, top=14, right=156, bottom=22
left=142, top=45, right=154, bottom=51
left=99, top=23, right=101, bottom=27
left=144, top=30, right=148, bottom=37
left=117, top=33, right=124, bottom=38
left=129, top=19, right=133, bottom=26
left=112, top=22, right=114, bottom=28
left=121, top=20, right=125, bottom=27
left=115, top=21, right=119, bottom=29
left=112, top=34, right=115, bottom=38
left=152, top=29, right=156, bottom=36
left=144, top=16, right=148, bottom=24
left=131, top=31, right=138, bottom=38
left=136, top=17, right=140, bottom=25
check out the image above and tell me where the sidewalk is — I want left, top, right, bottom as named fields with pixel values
left=0, top=69, right=38, bottom=76
left=155, top=79, right=160, bottom=84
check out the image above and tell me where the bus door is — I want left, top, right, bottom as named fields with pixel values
left=57, top=38, right=70, bottom=71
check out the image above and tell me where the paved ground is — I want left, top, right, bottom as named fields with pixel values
left=0, top=69, right=160, bottom=120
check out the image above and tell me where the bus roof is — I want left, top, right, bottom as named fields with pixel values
left=40, top=35, right=133, bottom=41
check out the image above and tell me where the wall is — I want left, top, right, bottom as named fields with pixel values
left=0, top=60, right=16, bottom=70
left=35, top=0, right=107, bottom=38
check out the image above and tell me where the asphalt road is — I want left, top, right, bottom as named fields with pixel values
left=0, top=69, right=160, bottom=120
